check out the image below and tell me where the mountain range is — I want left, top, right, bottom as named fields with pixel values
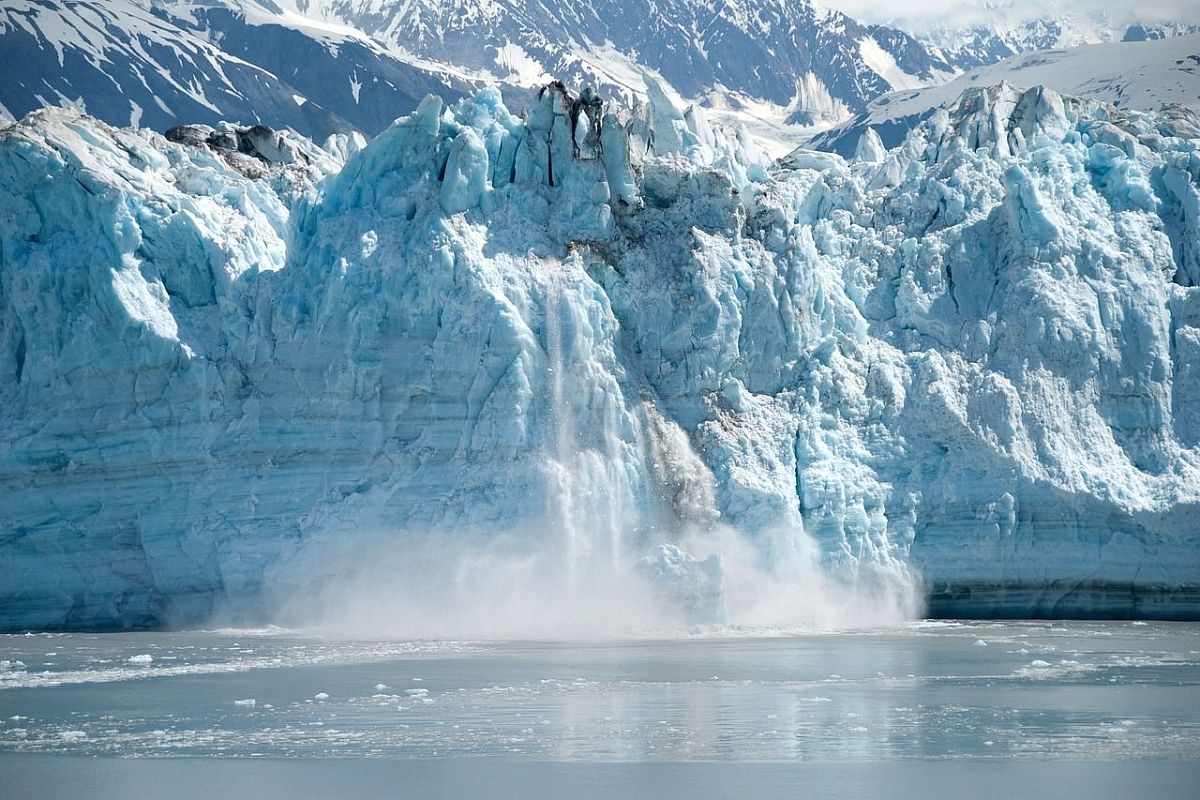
left=810, top=32, right=1200, bottom=156
left=4, top=0, right=1193, bottom=151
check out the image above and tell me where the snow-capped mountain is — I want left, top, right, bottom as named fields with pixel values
left=2, top=79, right=1198, bottom=629
left=4, top=0, right=1197, bottom=150
left=918, top=19, right=1087, bottom=71
left=1, top=0, right=963, bottom=149
left=1124, top=22, right=1200, bottom=43
left=809, top=33, right=1200, bottom=156
left=846, top=0, right=1200, bottom=72
left=0, top=0, right=483, bottom=141
left=299, top=0, right=955, bottom=111
left=920, top=18, right=1200, bottom=71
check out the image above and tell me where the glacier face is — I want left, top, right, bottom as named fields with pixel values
left=1, top=81, right=1199, bottom=631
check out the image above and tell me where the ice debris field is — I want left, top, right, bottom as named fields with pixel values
left=1, top=77, right=1199, bottom=632
left=3, top=622, right=1199, bottom=761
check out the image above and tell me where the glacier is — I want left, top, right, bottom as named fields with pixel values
left=1, top=80, right=1198, bottom=631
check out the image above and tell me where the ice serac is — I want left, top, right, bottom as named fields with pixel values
left=1, top=81, right=1199, bottom=631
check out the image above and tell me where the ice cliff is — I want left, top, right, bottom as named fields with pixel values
left=1, top=81, right=1198, bottom=630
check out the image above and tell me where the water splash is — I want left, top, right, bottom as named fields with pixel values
left=271, top=272, right=920, bottom=640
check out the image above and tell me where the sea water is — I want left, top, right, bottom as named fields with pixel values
left=2, top=621, right=1198, bottom=798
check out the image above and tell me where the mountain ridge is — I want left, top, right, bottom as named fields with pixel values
left=807, top=33, right=1200, bottom=156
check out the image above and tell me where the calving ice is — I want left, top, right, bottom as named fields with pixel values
left=0, top=78, right=1198, bottom=633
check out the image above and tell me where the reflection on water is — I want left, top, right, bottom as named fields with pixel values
left=1, top=621, right=1199, bottom=761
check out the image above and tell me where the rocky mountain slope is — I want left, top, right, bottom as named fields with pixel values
left=1, top=0, right=957, bottom=148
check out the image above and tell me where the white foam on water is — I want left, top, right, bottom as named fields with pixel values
left=0, top=641, right=481, bottom=691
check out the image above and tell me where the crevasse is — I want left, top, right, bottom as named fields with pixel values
left=1, top=81, right=1198, bottom=631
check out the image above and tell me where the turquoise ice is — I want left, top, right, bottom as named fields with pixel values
left=0, top=81, right=1197, bottom=630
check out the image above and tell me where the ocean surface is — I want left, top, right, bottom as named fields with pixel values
left=2, top=621, right=1198, bottom=798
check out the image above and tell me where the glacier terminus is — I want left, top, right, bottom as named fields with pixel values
left=1, top=77, right=1199, bottom=632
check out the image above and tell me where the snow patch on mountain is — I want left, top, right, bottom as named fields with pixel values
left=786, top=73, right=853, bottom=127
left=859, top=36, right=926, bottom=92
